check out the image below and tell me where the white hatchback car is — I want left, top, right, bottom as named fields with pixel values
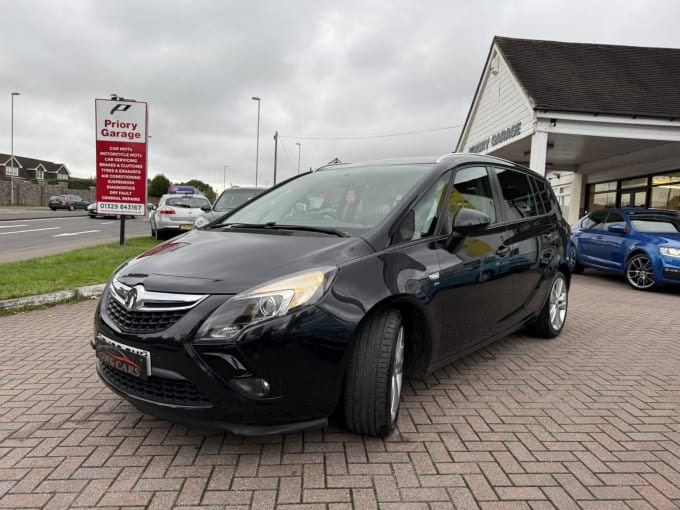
left=150, top=194, right=212, bottom=239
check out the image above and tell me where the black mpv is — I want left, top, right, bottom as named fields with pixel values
left=93, top=153, right=570, bottom=436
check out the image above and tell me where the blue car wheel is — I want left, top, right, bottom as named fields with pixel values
left=625, top=253, right=655, bottom=290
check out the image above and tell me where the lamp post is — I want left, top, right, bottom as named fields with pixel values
left=10, top=92, right=20, bottom=206
left=251, top=96, right=261, bottom=186
left=223, top=164, right=228, bottom=192
left=296, top=142, right=301, bottom=175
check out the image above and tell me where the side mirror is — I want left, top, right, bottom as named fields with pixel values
left=452, top=208, right=491, bottom=234
left=201, top=204, right=212, bottom=212
left=607, top=224, right=626, bottom=234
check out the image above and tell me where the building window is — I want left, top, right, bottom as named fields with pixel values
left=57, top=173, right=68, bottom=180
left=5, top=166, right=19, bottom=177
left=35, top=170, right=44, bottom=180
left=650, top=171, right=680, bottom=210
left=587, top=180, right=618, bottom=212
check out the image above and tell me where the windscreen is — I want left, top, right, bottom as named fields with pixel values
left=222, top=164, right=432, bottom=231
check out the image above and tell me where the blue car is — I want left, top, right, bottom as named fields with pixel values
left=569, top=208, right=680, bottom=290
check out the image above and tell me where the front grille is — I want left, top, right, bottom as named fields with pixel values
left=107, top=298, right=187, bottom=333
left=100, top=362, right=211, bottom=406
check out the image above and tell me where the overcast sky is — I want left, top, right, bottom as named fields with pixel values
left=2, top=0, right=679, bottom=193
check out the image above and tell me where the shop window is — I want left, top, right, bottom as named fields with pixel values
left=650, top=186, right=680, bottom=210
left=652, top=172, right=680, bottom=186
left=587, top=189, right=616, bottom=211
left=593, top=181, right=617, bottom=193
left=620, top=177, right=649, bottom=189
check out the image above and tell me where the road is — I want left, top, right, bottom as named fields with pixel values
left=0, top=208, right=151, bottom=263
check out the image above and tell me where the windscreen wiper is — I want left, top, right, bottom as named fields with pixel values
left=224, top=222, right=348, bottom=237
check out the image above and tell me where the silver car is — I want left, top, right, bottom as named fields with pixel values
left=150, top=194, right=211, bottom=239
left=193, top=186, right=265, bottom=228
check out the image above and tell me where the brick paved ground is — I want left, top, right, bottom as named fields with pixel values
left=1, top=273, right=679, bottom=509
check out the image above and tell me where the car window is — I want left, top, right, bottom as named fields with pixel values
left=530, top=176, right=549, bottom=215
left=631, top=217, right=680, bottom=233
left=224, top=163, right=430, bottom=233
left=493, top=167, right=540, bottom=219
left=582, top=210, right=608, bottom=230
left=393, top=171, right=451, bottom=244
left=450, top=166, right=496, bottom=224
left=166, top=197, right=211, bottom=208
left=604, top=211, right=626, bottom=230
left=214, top=189, right=262, bottom=211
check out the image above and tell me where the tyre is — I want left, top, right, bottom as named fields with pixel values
left=343, top=309, right=405, bottom=437
left=68, top=204, right=74, bottom=211
left=625, top=254, right=655, bottom=290
left=528, top=271, right=568, bottom=338
left=568, top=243, right=584, bottom=274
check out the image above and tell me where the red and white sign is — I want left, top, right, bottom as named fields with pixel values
left=95, top=99, right=148, bottom=216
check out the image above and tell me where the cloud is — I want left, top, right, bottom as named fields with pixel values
left=2, top=0, right=679, bottom=192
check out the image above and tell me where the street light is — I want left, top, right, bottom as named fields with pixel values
left=251, top=96, right=260, bottom=186
left=296, top=142, right=301, bottom=175
left=223, top=164, right=228, bottom=192
left=10, top=92, right=20, bottom=206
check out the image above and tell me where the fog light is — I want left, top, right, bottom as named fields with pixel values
left=230, top=377, right=271, bottom=398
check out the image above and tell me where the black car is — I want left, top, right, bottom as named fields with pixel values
left=48, top=194, right=89, bottom=211
left=93, top=153, right=570, bottom=437
left=193, top=186, right=266, bottom=228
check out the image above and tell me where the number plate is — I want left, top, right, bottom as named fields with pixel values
left=95, top=334, right=151, bottom=380
left=180, top=224, right=192, bottom=230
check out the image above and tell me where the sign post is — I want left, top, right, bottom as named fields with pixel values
left=95, top=98, right=148, bottom=244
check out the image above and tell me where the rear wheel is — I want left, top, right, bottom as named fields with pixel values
left=343, top=309, right=405, bottom=437
left=625, top=254, right=655, bottom=290
left=528, top=271, right=568, bottom=338
left=568, top=243, right=584, bottom=274
left=68, top=204, right=74, bottom=211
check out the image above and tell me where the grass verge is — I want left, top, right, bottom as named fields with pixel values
left=0, top=237, right=162, bottom=300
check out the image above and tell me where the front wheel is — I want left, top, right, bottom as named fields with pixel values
left=625, top=254, right=655, bottom=290
left=528, top=271, right=568, bottom=338
left=343, top=309, right=405, bottom=437
left=68, top=204, right=74, bottom=211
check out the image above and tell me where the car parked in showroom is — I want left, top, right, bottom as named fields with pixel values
left=149, top=192, right=211, bottom=239
left=569, top=207, right=680, bottom=290
left=93, top=153, right=570, bottom=437
left=48, top=194, right=89, bottom=211
left=193, top=186, right=265, bottom=228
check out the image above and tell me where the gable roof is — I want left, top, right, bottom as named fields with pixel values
left=494, top=36, right=680, bottom=119
left=0, top=153, right=70, bottom=174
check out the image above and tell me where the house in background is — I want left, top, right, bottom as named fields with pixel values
left=1, top=153, right=71, bottom=182
left=456, top=36, right=680, bottom=223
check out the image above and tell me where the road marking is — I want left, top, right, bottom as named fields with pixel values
left=53, top=230, right=101, bottom=237
left=0, top=224, right=28, bottom=229
left=0, top=227, right=61, bottom=235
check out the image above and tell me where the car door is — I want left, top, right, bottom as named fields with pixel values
left=435, top=165, right=517, bottom=355
left=594, top=211, right=628, bottom=269
left=575, top=210, right=608, bottom=266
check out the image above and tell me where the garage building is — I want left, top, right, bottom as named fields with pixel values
left=456, top=36, right=680, bottom=224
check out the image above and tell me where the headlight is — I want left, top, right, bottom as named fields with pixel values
left=193, top=215, right=209, bottom=229
left=195, top=267, right=337, bottom=341
left=660, top=246, right=680, bottom=257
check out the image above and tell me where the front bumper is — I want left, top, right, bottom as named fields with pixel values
left=93, top=288, right=353, bottom=433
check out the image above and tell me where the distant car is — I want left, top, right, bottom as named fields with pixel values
left=48, top=194, right=89, bottom=211
left=569, top=208, right=680, bottom=290
left=87, top=202, right=135, bottom=219
left=193, top=186, right=265, bottom=228
left=149, top=193, right=212, bottom=239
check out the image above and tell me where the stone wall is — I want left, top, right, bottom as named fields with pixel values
left=0, top=179, right=96, bottom=206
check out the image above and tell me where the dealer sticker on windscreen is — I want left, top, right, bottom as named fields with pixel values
left=95, top=334, right=151, bottom=380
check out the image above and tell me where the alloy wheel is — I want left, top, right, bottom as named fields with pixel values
left=626, top=255, right=655, bottom=290
left=389, top=326, right=405, bottom=423
left=549, top=276, right=568, bottom=331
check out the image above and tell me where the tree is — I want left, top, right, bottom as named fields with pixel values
left=179, top=179, right=217, bottom=203
left=148, top=174, right=171, bottom=198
